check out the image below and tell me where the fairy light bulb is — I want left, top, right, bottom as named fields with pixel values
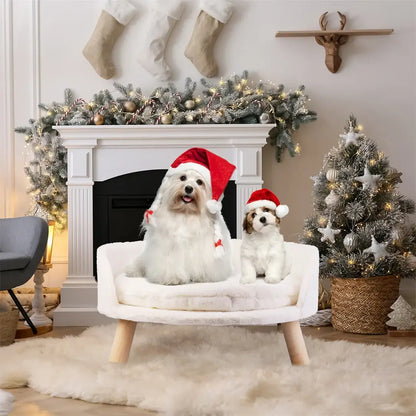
left=357, top=124, right=364, bottom=131
left=318, top=216, right=326, bottom=226
left=280, top=93, right=287, bottom=99
left=348, top=259, right=355, bottom=265
left=385, top=202, right=393, bottom=211
left=219, top=79, right=225, bottom=86
left=294, top=143, right=301, bottom=154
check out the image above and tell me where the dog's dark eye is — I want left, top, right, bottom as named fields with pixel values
left=251, top=212, right=256, bottom=219
left=180, top=175, right=186, bottom=181
left=196, top=179, right=203, bottom=186
left=263, top=208, right=269, bottom=212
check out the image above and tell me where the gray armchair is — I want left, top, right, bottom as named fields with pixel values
left=0, top=216, right=48, bottom=334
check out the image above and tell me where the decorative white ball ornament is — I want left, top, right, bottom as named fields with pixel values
left=326, top=168, right=339, bottom=183
left=185, top=100, right=195, bottom=110
left=343, top=232, right=358, bottom=253
left=325, top=190, right=339, bottom=207
left=161, top=113, right=172, bottom=125
left=259, top=113, right=270, bottom=124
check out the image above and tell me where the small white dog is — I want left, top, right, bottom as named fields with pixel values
left=240, top=189, right=289, bottom=284
left=125, top=148, right=235, bottom=285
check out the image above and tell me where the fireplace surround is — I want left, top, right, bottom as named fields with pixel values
left=53, top=124, right=271, bottom=325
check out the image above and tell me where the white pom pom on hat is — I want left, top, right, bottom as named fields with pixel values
left=245, top=188, right=289, bottom=218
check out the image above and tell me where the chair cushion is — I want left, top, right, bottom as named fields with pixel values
left=0, top=252, right=31, bottom=271
left=115, top=269, right=302, bottom=312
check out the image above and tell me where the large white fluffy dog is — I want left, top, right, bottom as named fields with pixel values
left=240, top=189, right=289, bottom=284
left=125, top=148, right=235, bottom=285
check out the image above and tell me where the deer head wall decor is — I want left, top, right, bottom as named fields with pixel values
left=315, top=12, right=349, bottom=73
left=275, top=13, right=393, bottom=74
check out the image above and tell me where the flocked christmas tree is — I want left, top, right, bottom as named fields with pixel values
left=16, top=71, right=316, bottom=228
left=302, top=115, right=416, bottom=279
left=386, top=296, right=416, bottom=330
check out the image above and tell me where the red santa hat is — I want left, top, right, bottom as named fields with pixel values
left=245, top=188, right=289, bottom=218
left=145, top=148, right=236, bottom=256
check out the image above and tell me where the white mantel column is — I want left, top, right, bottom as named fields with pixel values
left=53, top=138, right=111, bottom=325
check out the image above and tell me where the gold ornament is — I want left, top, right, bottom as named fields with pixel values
left=124, top=101, right=136, bottom=112
left=161, top=113, right=172, bottom=125
left=93, top=114, right=104, bottom=125
left=185, top=100, right=195, bottom=110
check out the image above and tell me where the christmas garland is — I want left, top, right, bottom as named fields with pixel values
left=16, top=71, right=317, bottom=228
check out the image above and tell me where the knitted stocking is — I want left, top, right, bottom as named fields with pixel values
left=83, top=0, right=136, bottom=79
left=185, top=0, right=233, bottom=78
left=137, top=0, right=184, bottom=81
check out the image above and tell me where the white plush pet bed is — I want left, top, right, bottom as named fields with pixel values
left=97, top=239, right=318, bottom=365
left=97, top=240, right=319, bottom=326
left=118, top=240, right=298, bottom=311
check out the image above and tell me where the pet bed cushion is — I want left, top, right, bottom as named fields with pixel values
left=115, top=241, right=303, bottom=312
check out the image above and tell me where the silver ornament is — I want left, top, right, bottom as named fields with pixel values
left=185, top=100, right=195, bottom=110
left=326, top=168, right=339, bottom=183
left=343, top=232, right=358, bottom=253
left=259, top=113, right=270, bottom=124
left=325, top=190, right=339, bottom=207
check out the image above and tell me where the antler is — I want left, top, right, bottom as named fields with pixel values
left=319, top=12, right=328, bottom=31
left=337, top=11, right=346, bottom=30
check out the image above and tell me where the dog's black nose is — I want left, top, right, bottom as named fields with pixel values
left=260, top=216, right=266, bottom=224
left=185, top=185, right=193, bottom=194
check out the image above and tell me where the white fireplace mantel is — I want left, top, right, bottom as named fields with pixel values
left=53, top=124, right=272, bottom=326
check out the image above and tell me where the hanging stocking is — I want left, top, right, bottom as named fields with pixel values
left=185, top=0, right=233, bottom=78
left=83, top=0, right=136, bottom=80
left=137, top=0, right=184, bottom=81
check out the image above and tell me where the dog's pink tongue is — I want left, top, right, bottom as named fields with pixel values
left=183, top=195, right=193, bottom=203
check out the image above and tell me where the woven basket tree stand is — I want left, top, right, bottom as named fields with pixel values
left=331, top=275, right=400, bottom=335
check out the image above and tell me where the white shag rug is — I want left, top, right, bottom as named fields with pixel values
left=0, top=324, right=415, bottom=416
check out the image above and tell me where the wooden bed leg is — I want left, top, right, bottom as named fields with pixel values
left=110, top=319, right=137, bottom=363
left=281, top=320, right=310, bottom=366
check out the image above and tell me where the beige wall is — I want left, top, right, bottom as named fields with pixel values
left=1, top=0, right=415, bottom=301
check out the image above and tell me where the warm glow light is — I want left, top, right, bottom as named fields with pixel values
left=294, top=143, right=301, bottom=154
left=318, top=216, right=326, bottom=226
left=348, top=259, right=355, bottom=265
left=357, top=124, right=364, bottom=131
left=42, top=220, right=55, bottom=265
left=369, top=159, right=376, bottom=166
left=385, top=202, right=393, bottom=211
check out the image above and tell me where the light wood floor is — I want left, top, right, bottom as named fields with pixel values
left=4, top=325, right=416, bottom=416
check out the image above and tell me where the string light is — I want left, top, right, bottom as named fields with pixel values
left=294, top=143, right=301, bottom=154
left=348, top=259, right=355, bottom=265
left=385, top=202, right=393, bottom=211
left=318, top=216, right=327, bottom=226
